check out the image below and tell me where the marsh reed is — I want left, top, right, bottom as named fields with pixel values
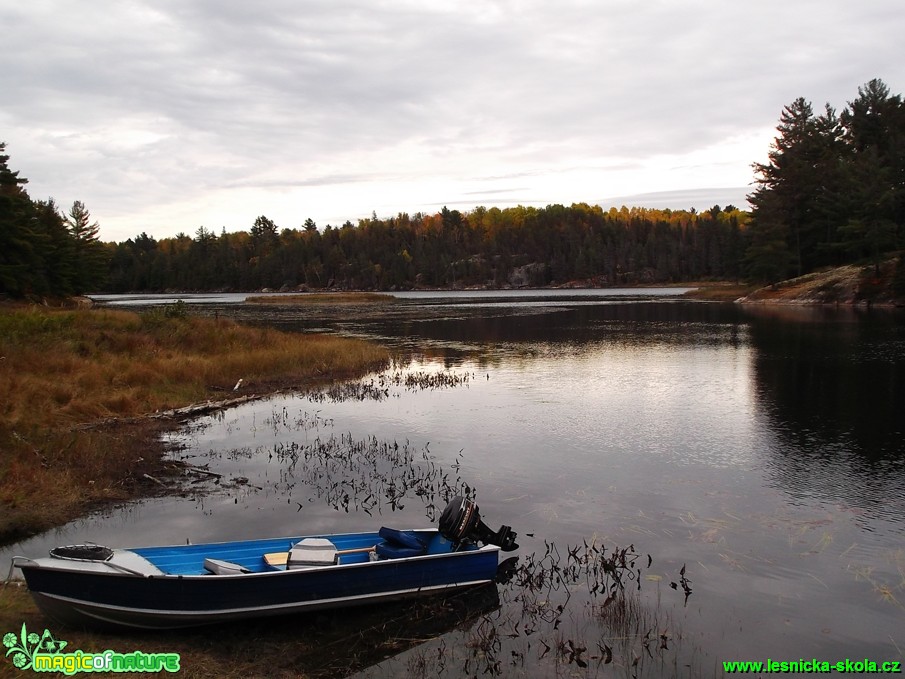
left=0, top=304, right=389, bottom=542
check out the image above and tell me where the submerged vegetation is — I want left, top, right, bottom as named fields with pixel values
left=0, top=304, right=389, bottom=542
left=149, top=380, right=696, bottom=677
left=2, top=371, right=696, bottom=677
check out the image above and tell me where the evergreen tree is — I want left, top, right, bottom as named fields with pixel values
left=838, top=79, right=905, bottom=268
left=0, top=142, right=40, bottom=296
left=746, top=98, right=835, bottom=280
left=250, top=215, right=278, bottom=255
left=33, top=198, right=76, bottom=295
left=65, top=200, right=107, bottom=293
left=748, top=79, right=904, bottom=283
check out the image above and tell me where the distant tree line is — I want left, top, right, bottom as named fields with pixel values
left=2, top=78, right=902, bottom=297
left=0, top=142, right=106, bottom=297
left=747, top=78, right=905, bottom=281
left=105, top=204, right=748, bottom=292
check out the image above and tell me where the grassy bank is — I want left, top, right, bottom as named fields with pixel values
left=0, top=303, right=389, bottom=544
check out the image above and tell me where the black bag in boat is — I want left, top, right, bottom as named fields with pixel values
left=375, top=527, right=427, bottom=559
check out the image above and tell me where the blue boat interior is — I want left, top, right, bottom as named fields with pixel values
left=131, top=529, right=463, bottom=575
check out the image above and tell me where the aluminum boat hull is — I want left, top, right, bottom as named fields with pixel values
left=15, top=529, right=501, bottom=630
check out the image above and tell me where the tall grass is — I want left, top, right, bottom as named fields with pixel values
left=0, top=305, right=389, bottom=542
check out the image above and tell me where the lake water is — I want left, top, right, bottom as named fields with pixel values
left=3, top=291, right=904, bottom=676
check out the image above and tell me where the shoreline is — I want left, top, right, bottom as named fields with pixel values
left=0, top=305, right=389, bottom=546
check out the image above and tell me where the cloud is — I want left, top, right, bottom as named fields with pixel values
left=600, top=187, right=752, bottom=212
left=2, top=0, right=903, bottom=241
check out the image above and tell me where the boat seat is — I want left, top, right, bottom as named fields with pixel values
left=264, top=538, right=339, bottom=570
left=263, top=552, right=289, bottom=568
left=287, top=538, right=337, bottom=569
left=375, top=528, right=427, bottom=559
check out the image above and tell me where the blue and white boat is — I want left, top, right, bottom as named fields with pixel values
left=12, top=497, right=518, bottom=630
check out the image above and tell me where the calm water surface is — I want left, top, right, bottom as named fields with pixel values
left=3, top=292, right=904, bottom=676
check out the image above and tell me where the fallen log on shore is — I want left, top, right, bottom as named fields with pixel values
left=72, top=393, right=273, bottom=431
left=149, top=394, right=261, bottom=420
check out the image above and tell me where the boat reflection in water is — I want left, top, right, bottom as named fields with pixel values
left=304, top=581, right=503, bottom=679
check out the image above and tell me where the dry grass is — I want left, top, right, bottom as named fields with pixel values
left=246, top=292, right=396, bottom=305
left=0, top=304, right=390, bottom=543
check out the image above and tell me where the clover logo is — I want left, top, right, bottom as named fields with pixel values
left=3, top=623, right=67, bottom=670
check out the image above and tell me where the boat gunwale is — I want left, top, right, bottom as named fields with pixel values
left=17, top=533, right=499, bottom=580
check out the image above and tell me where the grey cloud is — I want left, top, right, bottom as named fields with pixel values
left=601, top=187, right=753, bottom=212
left=2, top=0, right=903, bottom=240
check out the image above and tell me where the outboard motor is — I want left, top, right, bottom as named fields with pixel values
left=439, top=496, right=518, bottom=551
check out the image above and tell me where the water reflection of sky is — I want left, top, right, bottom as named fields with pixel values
left=88, top=287, right=695, bottom=307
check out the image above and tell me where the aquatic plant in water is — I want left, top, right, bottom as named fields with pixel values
left=170, top=369, right=700, bottom=677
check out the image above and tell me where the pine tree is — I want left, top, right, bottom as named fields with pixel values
left=0, top=142, right=40, bottom=296
left=746, top=98, right=846, bottom=281
left=838, top=79, right=905, bottom=269
left=65, top=200, right=107, bottom=293
left=33, top=198, right=77, bottom=295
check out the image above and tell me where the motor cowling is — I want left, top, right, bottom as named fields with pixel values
left=439, top=496, right=518, bottom=552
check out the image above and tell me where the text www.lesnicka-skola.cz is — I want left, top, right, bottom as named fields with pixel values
left=723, top=658, right=901, bottom=674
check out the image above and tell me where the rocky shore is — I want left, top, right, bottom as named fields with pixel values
left=738, top=256, right=904, bottom=307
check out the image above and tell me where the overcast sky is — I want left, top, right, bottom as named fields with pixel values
left=3, top=1, right=903, bottom=242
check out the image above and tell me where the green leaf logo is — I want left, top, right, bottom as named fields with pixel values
left=3, top=623, right=68, bottom=671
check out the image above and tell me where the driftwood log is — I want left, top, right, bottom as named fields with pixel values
left=72, top=393, right=270, bottom=431
left=148, top=394, right=260, bottom=420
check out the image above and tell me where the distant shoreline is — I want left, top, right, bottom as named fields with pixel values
left=82, top=262, right=905, bottom=307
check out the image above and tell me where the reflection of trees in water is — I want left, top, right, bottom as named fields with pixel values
left=200, top=298, right=750, bottom=361
left=746, top=306, right=905, bottom=523
left=747, top=307, right=904, bottom=457
left=371, top=301, right=748, bottom=349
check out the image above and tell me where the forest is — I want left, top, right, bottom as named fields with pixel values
left=1, top=78, right=902, bottom=296
left=105, top=204, right=748, bottom=291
